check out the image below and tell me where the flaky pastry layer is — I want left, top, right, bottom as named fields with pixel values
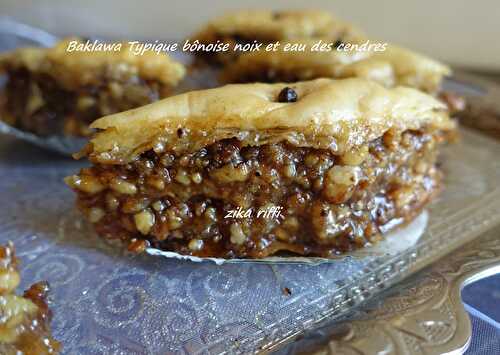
left=81, top=78, right=453, bottom=164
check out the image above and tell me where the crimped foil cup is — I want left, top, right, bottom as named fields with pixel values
left=0, top=120, right=86, bottom=156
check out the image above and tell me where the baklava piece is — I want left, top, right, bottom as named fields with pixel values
left=221, top=41, right=450, bottom=94
left=0, top=243, right=60, bottom=354
left=66, top=78, right=455, bottom=258
left=0, top=38, right=186, bottom=137
left=190, top=9, right=364, bottom=66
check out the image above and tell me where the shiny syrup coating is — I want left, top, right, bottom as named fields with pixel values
left=68, top=127, right=446, bottom=259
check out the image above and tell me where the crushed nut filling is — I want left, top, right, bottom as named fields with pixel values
left=67, top=127, right=448, bottom=258
left=1, top=66, right=168, bottom=137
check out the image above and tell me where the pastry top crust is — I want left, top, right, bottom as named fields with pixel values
left=0, top=38, right=186, bottom=89
left=82, top=78, right=453, bottom=164
left=221, top=41, right=451, bottom=93
left=192, top=9, right=364, bottom=43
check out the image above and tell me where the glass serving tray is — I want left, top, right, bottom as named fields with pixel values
left=0, top=127, right=499, bottom=354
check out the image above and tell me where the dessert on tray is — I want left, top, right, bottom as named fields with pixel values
left=220, top=40, right=450, bottom=94
left=190, top=9, right=365, bottom=66
left=0, top=38, right=186, bottom=137
left=190, top=9, right=450, bottom=96
left=0, top=243, right=60, bottom=354
left=66, top=78, right=455, bottom=258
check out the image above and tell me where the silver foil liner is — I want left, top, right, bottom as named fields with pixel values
left=0, top=120, right=86, bottom=155
left=0, top=17, right=57, bottom=49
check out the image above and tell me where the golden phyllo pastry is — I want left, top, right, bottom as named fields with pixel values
left=66, top=78, right=455, bottom=258
left=0, top=243, right=60, bottom=354
left=0, top=38, right=186, bottom=137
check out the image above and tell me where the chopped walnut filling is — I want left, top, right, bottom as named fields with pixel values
left=67, top=127, right=447, bottom=258
left=0, top=243, right=60, bottom=354
left=1, top=66, right=166, bottom=137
